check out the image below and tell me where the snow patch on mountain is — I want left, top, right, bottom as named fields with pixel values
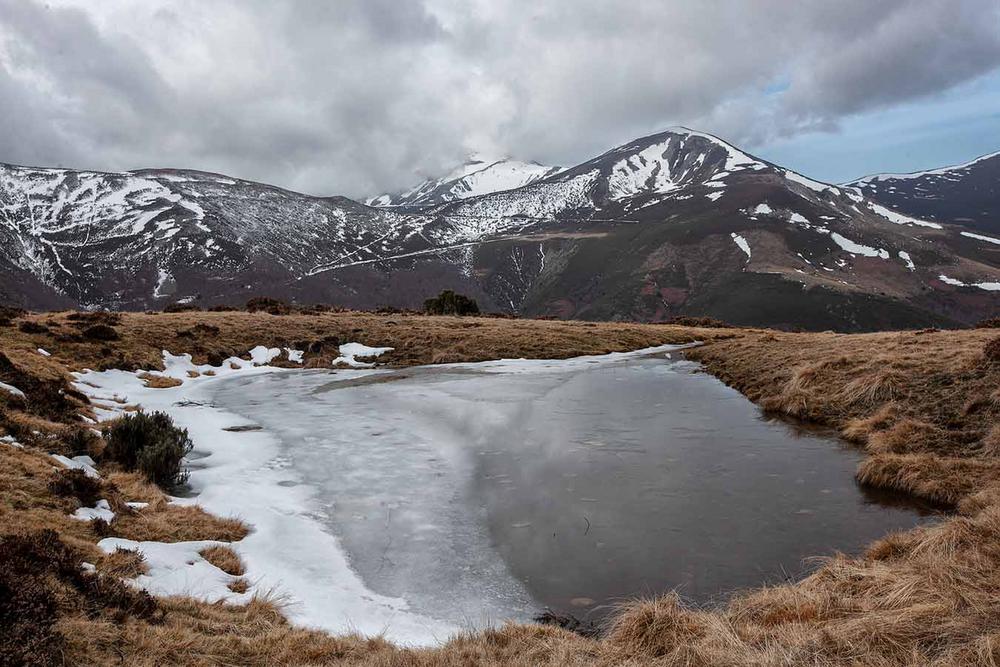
left=829, top=232, right=889, bottom=259
left=731, top=233, right=751, bottom=260
left=961, top=231, right=1000, bottom=246
left=371, top=158, right=563, bottom=206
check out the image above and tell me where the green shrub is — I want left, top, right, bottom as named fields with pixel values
left=423, top=290, right=480, bottom=316
left=103, top=411, right=193, bottom=489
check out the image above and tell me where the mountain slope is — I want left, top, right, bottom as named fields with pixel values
left=369, top=157, right=563, bottom=207
left=847, top=151, right=1000, bottom=234
left=1, top=129, right=998, bottom=330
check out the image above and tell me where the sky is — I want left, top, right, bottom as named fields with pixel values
left=1, top=0, right=999, bottom=198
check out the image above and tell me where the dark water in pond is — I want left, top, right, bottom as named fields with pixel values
left=211, top=349, right=937, bottom=628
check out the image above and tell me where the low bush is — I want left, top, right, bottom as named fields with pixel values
left=245, top=296, right=292, bottom=315
left=665, top=315, right=732, bottom=328
left=208, top=304, right=239, bottom=312
left=423, top=290, right=480, bottom=316
left=47, top=469, right=103, bottom=507
left=163, top=302, right=201, bottom=313
left=976, top=317, right=1000, bottom=329
left=82, top=324, right=120, bottom=341
left=64, top=427, right=99, bottom=457
left=103, top=411, right=193, bottom=489
left=67, top=311, right=121, bottom=327
left=18, top=321, right=49, bottom=334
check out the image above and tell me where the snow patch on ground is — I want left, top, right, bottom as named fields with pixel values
left=0, top=381, right=26, bottom=398
left=730, top=233, right=751, bottom=260
left=752, top=203, right=772, bottom=216
left=52, top=454, right=101, bottom=478
left=37, top=347, right=51, bottom=356
left=98, top=537, right=251, bottom=603
left=705, top=191, right=723, bottom=202
left=332, top=343, right=394, bottom=368
left=73, top=499, right=115, bottom=522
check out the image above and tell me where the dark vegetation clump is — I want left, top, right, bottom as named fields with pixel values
left=0, top=305, right=27, bottom=327
left=245, top=296, right=292, bottom=315
left=665, top=316, right=732, bottom=328
left=47, top=468, right=103, bottom=507
left=82, top=324, right=120, bottom=341
left=163, top=302, right=202, bottom=313
left=67, top=311, right=121, bottom=327
left=17, top=321, right=49, bottom=334
left=984, top=336, right=1000, bottom=364
left=977, top=317, right=1000, bottom=329
left=534, top=609, right=600, bottom=638
left=208, top=304, right=238, bottom=312
left=423, top=290, right=480, bottom=316
left=177, top=323, right=221, bottom=338
left=103, top=411, right=193, bottom=489
left=0, top=530, right=159, bottom=666
left=0, top=352, right=87, bottom=421
left=64, top=427, right=99, bottom=457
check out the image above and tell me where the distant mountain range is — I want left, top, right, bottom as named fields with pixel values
left=1, top=128, right=998, bottom=331
left=846, top=151, right=1000, bottom=234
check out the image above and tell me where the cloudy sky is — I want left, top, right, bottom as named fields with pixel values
left=1, top=0, right=998, bottom=198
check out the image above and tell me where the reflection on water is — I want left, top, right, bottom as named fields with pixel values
left=211, top=352, right=937, bottom=628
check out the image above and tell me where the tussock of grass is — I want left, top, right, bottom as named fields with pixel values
left=138, top=373, right=183, bottom=389
left=199, top=545, right=244, bottom=576
left=100, top=547, right=148, bottom=579
left=113, top=501, right=249, bottom=543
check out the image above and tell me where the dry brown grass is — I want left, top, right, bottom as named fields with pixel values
left=199, top=544, right=245, bottom=576
left=138, top=372, right=184, bottom=388
left=5, top=312, right=1000, bottom=665
left=113, top=500, right=249, bottom=543
left=100, top=546, right=148, bottom=578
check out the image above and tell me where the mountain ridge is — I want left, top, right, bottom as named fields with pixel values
left=2, top=127, right=998, bottom=330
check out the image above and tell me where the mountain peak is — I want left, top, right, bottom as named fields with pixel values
left=369, top=157, right=563, bottom=207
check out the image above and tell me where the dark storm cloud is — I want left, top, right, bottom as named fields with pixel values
left=0, top=0, right=998, bottom=197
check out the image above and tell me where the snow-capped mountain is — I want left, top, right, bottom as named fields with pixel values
left=2, top=128, right=998, bottom=330
left=369, top=157, right=563, bottom=207
left=847, top=151, right=1000, bottom=234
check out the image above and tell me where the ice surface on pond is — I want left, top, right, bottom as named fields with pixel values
left=212, top=345, right=932, bottom=626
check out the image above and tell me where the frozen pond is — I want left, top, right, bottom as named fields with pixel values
left=210, top=347, right=934, bottom=629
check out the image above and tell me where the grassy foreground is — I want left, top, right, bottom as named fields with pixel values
left=2, top=310, right=1000, bottom=666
